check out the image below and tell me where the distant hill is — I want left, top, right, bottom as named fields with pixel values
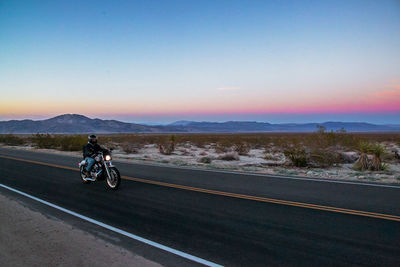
left=0, top=114, right=160, bottom=134
left=0, top=114, right=399, bottom=133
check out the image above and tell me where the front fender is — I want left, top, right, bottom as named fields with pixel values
left=105, top=161, right=115, bottom=168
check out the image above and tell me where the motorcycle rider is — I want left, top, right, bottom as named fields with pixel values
left=83, top=135, right=106, bottom=178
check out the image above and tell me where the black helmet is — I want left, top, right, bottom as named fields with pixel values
left=88, top=134, right=97, bottom=144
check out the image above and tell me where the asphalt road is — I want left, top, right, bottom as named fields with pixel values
left=0, top=147, right=399, bottom=266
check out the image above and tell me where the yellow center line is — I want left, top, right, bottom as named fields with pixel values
left=1, top=154, right=400, bottom=222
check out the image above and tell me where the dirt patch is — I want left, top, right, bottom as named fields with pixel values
left=0, top=192, right=162, bottom=267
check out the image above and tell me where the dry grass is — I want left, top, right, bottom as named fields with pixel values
left=0, top=134, right=87, bottom=151
left=2, top=132, right=399, bottom=148
left=1, top=132, right=399, bottom=163
left=86, top=132, right=400, bottom=152
left=0, top=134, right=24, bottom=146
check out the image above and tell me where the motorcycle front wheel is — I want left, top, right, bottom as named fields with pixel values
left=106, top=167, right=121, bottom=190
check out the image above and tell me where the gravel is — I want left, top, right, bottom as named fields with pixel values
left=0, top=192, right=161, bottom=267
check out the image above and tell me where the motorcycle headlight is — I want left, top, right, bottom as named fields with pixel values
left=105, top=155, right=111, bottom=161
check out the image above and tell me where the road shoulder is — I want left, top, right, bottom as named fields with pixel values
left=0, top=189, right=162, bottom=267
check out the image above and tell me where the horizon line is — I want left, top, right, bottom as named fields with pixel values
left=0, top=113, right=399, bottom=126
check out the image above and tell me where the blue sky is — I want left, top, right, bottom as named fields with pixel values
left=1, top=0, right=399, bottom=124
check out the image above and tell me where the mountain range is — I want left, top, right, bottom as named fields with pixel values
left=0, top=114, right=399, bottom=134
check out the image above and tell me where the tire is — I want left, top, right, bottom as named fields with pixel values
left=106, top=167, right=121, bottom=190
left=80, top=165, right=91, bottom=184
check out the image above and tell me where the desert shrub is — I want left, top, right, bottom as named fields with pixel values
left=199, top=156, right=212, bottom=164
left=214, top=144, right=227, bottom=153
left=233, top=142, right=250, bottom=155
left=0, top=134, right=25, bottom=146
left=81, top=133, right=397, bottom=167
left=299, top=128, right=362, bottom=152
left=31, top=133, right=58, bottom=149
left=190, top=137, right=208, bottom=148
left=158, top=135, right=176, bottom=155
left=169, top=134, right=176, bottom=143
left=251, top=136, right=270, bottom=149
left=58, top=135, right=87, bottom=151
left=121, top=142, right=143, bottom=154
left=90, top=133, right=398, bottom=154
left=339, top=134, right=361, bottom=150
left=308, top=149, right=340, bottom=168
left=218, top=152, right=240, bottom=161
left=369, top=143, right=386, bottom=171
left=29, top=134, right=86, bottom=151
left=28, top=132, right=395, bottom=161
left=353, top=142, right=387, bottom=171
left=214, top=142, right=231, bottom=153
left=353, top=142, right=371, bottom=171
left=159, top=143, right=175, bottom=155
left=354, top=155, right=369, bottom=171
left=284, top=147, right=307, bottom=167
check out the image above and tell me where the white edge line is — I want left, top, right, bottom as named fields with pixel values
left=0, top=183, right=223, bottom=267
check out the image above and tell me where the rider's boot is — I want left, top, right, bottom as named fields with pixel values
left=85, top=170, right=95, bottom=181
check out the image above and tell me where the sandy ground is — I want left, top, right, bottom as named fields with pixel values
left=0, top=192, right=162, bottom=267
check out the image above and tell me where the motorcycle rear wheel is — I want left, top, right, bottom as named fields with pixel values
left=80, top=165, right=91, bottom=184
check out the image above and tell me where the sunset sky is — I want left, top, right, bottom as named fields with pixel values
left=1, top=0, right=400, bottom=124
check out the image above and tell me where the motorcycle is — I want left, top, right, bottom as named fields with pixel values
left=78, top=150, right=121, bottom=190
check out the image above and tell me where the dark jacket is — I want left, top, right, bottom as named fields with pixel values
left=83, top=142, right=105, bottom=158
